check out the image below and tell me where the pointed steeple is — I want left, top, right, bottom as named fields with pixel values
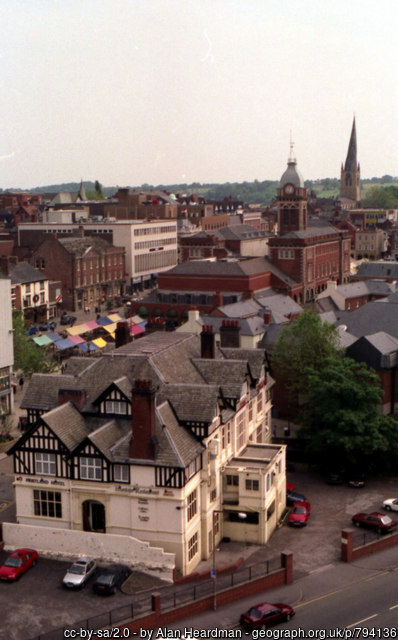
left=76, top=179, right=87, bottom=202
left=344, top=117, right=358, bottom=172
left=340, top=117, right=361, bottom=207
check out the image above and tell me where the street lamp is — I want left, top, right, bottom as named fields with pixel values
left=212, top=509, right=247, bottom=611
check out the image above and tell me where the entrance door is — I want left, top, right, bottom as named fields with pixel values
left=82, top=500, right=106, bottom=533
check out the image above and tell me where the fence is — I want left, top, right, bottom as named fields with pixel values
left=28, top=555, right=286, bottom=640
left=341, top=528, right=398, bottom=562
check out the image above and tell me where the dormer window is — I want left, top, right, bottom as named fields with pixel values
left=80, top=457, right=102, bottom=481
left=105, top=400, right=127, bottom=415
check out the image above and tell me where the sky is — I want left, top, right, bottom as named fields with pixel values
left=1, top=0, right=397, bottom=189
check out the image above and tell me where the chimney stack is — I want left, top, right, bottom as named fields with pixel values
left=263, top=311, right=272, bottom=325
left=58, top=388, right=86, bottom=411
left=130, top=379, right=158, bottom=460
left=201, top=325, right=215, bottom=359
left=220, top=319, right=241, bottom=348
left=115, top=321, right=132, bottom=348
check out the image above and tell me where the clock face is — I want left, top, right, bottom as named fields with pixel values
left=285, top=185, right=294, bottom=195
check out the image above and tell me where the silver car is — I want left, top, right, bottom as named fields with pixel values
left=62, top=557, right=97, bottom=589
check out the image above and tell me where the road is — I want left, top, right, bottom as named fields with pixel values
left=167, top=547, right=398, bottom=635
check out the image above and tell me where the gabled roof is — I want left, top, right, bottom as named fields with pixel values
left=355, top=261, right=398, bottom=279
left=9, top=262, right=48, bottom=285
left=162, top=384, right=220, bottom=424
left=41, top=402, right=90, bottom=451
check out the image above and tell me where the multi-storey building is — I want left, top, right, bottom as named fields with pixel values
left=30, top=234, right=126, bottom=312
left=353, top=228, right=386, bottom=260
left=17, top=219, right=178, bottom=292
left=268, top=149, right=351, bottom=303
left=9, top=330, right=285, bottom=576
left=104, top=189, right=178, bottom=220
left=0, top=258, right=50, bottom=325
left=0, top=278, right=14, bottom=417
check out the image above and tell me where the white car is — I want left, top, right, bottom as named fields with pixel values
left=62, top=557, right=97, bottom=589
left=383, top=498, right=398, bottom=512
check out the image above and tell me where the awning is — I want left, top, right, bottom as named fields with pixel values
left=96, top=316, right=113, bottom=327
left=92, top=337, right=107, bottom=348
left=130, top=315, right=144, bottom=325
left=47, top=332, right=62, bottom=343
left=33, top=335, right=53, bottom=347
left=107, top=313, right=122, bottom=322
left=78, top=341, right=100, bottom=353
left=84, top=320, right=100, bottom=331
left=68, top=335, right=86, bottom=345
left=55, top=338, right=76, bottom=350
left=130, top=325, right=145, bottom=336
left=67, top=324, right=88, bottom=336
left=103, top=323, right=117, bottom=334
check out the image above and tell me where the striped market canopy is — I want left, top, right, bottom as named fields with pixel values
left=107, top=313, right=122, bottom=322
left=130, top=325, right=145, bottom=336
left=84, top=320, right=100, bottom=331
left=96, top=316, right=114, bottom=326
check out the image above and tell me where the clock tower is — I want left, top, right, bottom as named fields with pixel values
left=277, top=143, right=307, bottom=235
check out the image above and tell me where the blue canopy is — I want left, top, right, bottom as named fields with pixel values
left=47, top=332, right=62, bottom=343
left=96, top=316, right=113, bottom=326
left=78, top=341, right=100, bottom=353
left=55, top=338, right=75, bottom=350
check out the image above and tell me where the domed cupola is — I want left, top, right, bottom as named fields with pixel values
left=280, top=145, right=305, bottom=189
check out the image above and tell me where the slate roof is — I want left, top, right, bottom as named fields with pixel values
left=58, top=236, right=112, bottom=256
left=334, top=302, right=398, bottom=339
left=334, top=280, right=394, bottom=299
left=355, top=261, right=398, bottom=279
left=42, top=402, right=90, bottom=451
left=217, top=225, right=270, bottom=240
left=10, top=262, right=48, bottom=285
left=19, top=331, right=260, bottom=469
left=162, top=384, right=220, bottom=423
left=163, top=257, right=269, bottom=278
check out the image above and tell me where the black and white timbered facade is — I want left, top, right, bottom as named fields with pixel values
left=11, top=330, right=285, bottom=575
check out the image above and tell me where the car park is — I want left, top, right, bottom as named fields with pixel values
left=62, top=558, right=97, bottom=589
left=351, top=511, right=398, bottom=534
left=92, top=565, right=130, bottom=595
left=240, top=602, right=295, bottom=630
left=288, top=501, right=311, bottom=527
left=0, top=549, right=38, bottom=581
left=383, top=498, right=398, bottom=512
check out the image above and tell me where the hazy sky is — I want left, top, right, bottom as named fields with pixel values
left=1, top=0, right=397, bottom=189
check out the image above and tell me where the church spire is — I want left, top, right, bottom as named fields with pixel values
left=344, top=116, right=358, bottom=172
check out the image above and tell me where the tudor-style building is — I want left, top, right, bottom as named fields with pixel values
left=10, top=329, right=285, bottom=575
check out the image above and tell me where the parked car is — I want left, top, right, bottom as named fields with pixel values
left=240, top=602, right=295, bottom=630
left=62, top=558, right=97, bottom=589
left=351, top=512, right=398, bottom=534
left=25, top=325, right=38, bottom=335
left=347, top=473, right=366, bottom=488
left=383, top=498, right=398, bottom=512
left=324, top=469, right=344, bottom=485
left=0, top=548, right=38, bottom=581
left=60, top=315, right=77, bottom=325
left=288, top=501, right=311, bottom=527
left=286, top=489, right=306, bottom=507
left=38, top=320, right=57, bottom=331
left=92, top=565, right=130, bottom=595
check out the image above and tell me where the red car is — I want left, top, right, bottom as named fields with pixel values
left=352, top=512, right=398, bottom=534
left=288, top=500, right=311, bottom=527
left=240, top=602, right=295, bottom=630
left=0, top=548, right=38, bottom=581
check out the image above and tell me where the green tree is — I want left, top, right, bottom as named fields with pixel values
left=362, top=185, right=398, bottom=208
left=13, top=310, right=57, bottom=378
left=271, top=311, right=343, bottom=401
left=299, top=357, right=398, bottom=469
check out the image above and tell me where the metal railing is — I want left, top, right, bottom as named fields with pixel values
left=28, top=556, right=282, bottom=640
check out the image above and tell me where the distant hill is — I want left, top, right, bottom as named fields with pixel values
left=2, top=176, right=397, bottom=207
